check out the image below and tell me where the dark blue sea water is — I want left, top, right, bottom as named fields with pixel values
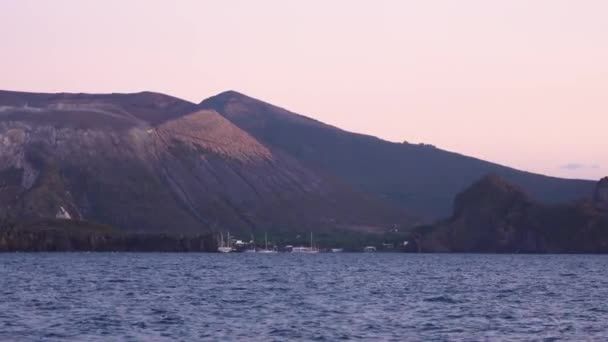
left=1, top=253, right=608, bottom=341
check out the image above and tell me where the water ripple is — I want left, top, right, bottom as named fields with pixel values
left=1, top=253, right=608, bottom=340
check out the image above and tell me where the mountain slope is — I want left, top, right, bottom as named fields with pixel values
left=0, top=90, right=410, bottom=234
left=201, top=90, right=595, bottom=218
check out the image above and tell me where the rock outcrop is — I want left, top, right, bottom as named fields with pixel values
left=408, top=175, right=608, bottom=253
left=595, top=177, right=608, bottom=211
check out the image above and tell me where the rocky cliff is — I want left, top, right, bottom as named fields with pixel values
left=595, top=177, right=608, bottom=210
left=409, top=175, right=608, bottom=253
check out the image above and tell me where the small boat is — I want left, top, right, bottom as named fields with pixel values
left=257, top=232, right=277, bottom=254
left=291, top=246, right=317, bottom=253
left=257, top=249, right=277, bottom=254
left=291, top=233, right=319, bottom=253
left=217, top=232, right=234, bottom=253
left=331, top=248, right=344, bottom=253
left=363, top=246, right=377, bottom=253
left=242, top=234, right=256, bottom=253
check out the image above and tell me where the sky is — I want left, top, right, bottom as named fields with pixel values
left=1, top=0, right=606, bottom=180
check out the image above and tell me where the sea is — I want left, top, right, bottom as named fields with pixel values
left=1, top=253, right=607, bottom=341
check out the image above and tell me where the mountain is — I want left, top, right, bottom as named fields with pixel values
left=0, top=89, right=596, bottom=237
left=408, top=175, right=608, bottom=253
left=0, top=90, right=409, bottom=235
left=201, top=90, right=595, bottom=218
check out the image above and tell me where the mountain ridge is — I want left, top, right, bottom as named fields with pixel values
left=200, top=90, right=595, bottom=218
left=0, top=89, right=412, bottom=234
left=0, top=88, right=596, bottom=234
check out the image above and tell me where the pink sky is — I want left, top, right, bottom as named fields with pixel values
left=1, top=0, right=606, bottom=180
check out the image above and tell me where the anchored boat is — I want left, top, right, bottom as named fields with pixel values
left=291, top=232, right=319, bottom=253
left=257, top=232, right=277, bottom=254
left=217, top=232, right=234, bottom=253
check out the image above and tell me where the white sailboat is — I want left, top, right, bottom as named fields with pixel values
left=257, top=232, right=277, bottom=254
left=291, top=232, right=319, bottom=253
left=243, top=234, right=256, bottom=253
left=217, top=232, right=233, bottom=253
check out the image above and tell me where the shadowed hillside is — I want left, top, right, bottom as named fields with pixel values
left=408, top=175, right=608, bottom=253
left=201, top=90, right=595, bottom=218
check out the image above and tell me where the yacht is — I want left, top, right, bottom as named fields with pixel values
left=217, top=232, right=234, bottom=253
left=291, top=246, right=317, bottom=253
left=257, top=232, right=277, bottom=254
left=242, top=234, right=256, bottom=253
left=291, top=232, right=319, bottom=253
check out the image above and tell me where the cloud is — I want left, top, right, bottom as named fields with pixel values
left=560, top=163, right=601, bottom=170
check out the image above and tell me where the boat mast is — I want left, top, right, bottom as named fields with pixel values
left=310, top=232, right=313, bottom=250
left=265, top=232, right=268, bottom=250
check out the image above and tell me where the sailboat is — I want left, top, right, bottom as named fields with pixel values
left=217, top=232, right=234, bottom=253
left=257, top=232, right=277, bottom=254
left=291, top=232, right=319, bottom=253
left=243, top=234, right=257, bottom=253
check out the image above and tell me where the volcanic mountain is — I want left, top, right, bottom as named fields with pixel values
left=0, top=89, right=595, bottom=235
left=201, top=90, right=595, bottom=218
left=0, top=90, right=406, bottom=234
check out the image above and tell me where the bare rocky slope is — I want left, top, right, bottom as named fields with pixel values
left=201, top=91, right=595, bottom=219
left=0, top=90, right=407, bottom=235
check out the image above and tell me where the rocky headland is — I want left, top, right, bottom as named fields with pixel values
left=408, top=175, right=608, bottom=253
